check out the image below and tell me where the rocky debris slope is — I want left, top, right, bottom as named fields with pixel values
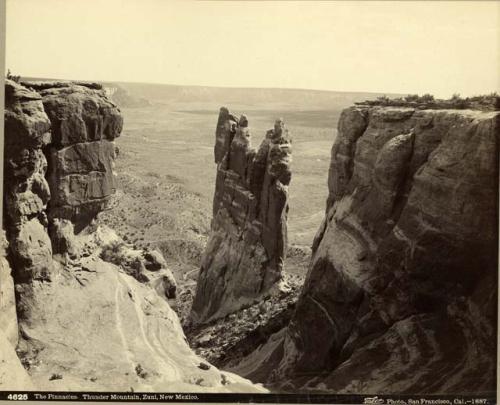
left=237, top=106, right=499, bottom=394
left=179, top=272, right=302, bottom=368
left=1, top=81, right=264, bottom=393
left=191, top=108, right=292, bottom=324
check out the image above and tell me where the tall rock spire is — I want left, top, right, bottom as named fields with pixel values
left=191, top=108, right=292, bottom=324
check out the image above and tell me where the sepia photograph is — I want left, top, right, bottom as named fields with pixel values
left=0, top=0, right=498, bottom=403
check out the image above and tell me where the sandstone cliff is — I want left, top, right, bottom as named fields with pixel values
left=38, top=82, right=123, bottom=230
left=1, top=81, right=263, bottom=392
left=0, top=233, right=17, bottom=346
left=0, top=232, right=32, bottom=389
left=236, top=106, right=498, bottom=394
left=4, top=81, right=53, bottom=282
left=190, top=108, right=292, bottom=324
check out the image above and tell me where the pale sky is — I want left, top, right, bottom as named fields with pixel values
left=5, top=0, right=500, bottom=97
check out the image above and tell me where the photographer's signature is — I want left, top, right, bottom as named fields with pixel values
left=364, top=397, right=385, bottom=404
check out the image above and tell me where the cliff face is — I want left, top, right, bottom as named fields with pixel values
left=4, top=80, right=123, bottom=282
left=4, top=81, right=53, bottom=282
left=0, top=233, right=18, bottom=346
left=0, top=232, right=31, bottom=389
left=233, top=106, right=499, bottom=393
left=272, top=106, right=498, bottom=393
left=39, top=83, right=123, bottom=230
left=191, top=108, right=292, bottom=324
left=1, top=82, right=262, bottom=392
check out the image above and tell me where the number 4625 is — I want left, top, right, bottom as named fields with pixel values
left=7, top=394, right=28, bottom=400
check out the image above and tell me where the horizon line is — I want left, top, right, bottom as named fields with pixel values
left=16, top=74, right=498, bottom=99
left=17, top=74, right=411, bottom=97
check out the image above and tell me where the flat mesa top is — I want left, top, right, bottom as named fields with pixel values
left=19, top=80, right=103, bottom=91
left=355, top=104, right=500, bottom=119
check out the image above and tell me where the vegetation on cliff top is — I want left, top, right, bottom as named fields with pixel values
left=357, top=92, right=500, bottom=111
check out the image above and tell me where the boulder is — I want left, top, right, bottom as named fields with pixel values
left=143, top=249, right=168, bottom=271
left=10, top=218, right=53, bottom=282
left=49, top=219, right=81, bottom=258
left=147, top=268, right=177, bottom=299
left=99, top=233, right=177, bottom=298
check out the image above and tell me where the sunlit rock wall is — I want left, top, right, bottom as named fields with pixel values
left=191, top=108, right=292, bottom=324
left=274, top=106, right=499, bottom=393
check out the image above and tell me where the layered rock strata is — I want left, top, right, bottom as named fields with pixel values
left=191, top=108, right=292, bottom=324
left=269, top=106, right=499, bottom=393
left=231, top=106, right=499, bottom=394
left=3, top=80, right=123, bottom=281
left=3, top=80, right=53, bottom=282
left=1, top=82, right=262, bottom=392
left=37, top=82, right=123, bottom=231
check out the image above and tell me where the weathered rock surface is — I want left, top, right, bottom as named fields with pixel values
left=38, top=83, right=123, bottom=230
left=2, top=82, right=264, bottom=393
left=99, top=232, right=177, bottom=299
left=0, top=233, right=18, bottom=346
left=0, top=330, right=34, bottom=390
left=13, top=226, right=264, bottom=392
left=49, top=218, right=81, bottom=258
left=182, top=272, right=302, bottom=368
left=3, top=80, right=53, bottom=282
left=191, top=108, right=292, bottom=324
left=3, top=80, right=122, bottom=280
left=241, top=106, right=499, bottom=394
